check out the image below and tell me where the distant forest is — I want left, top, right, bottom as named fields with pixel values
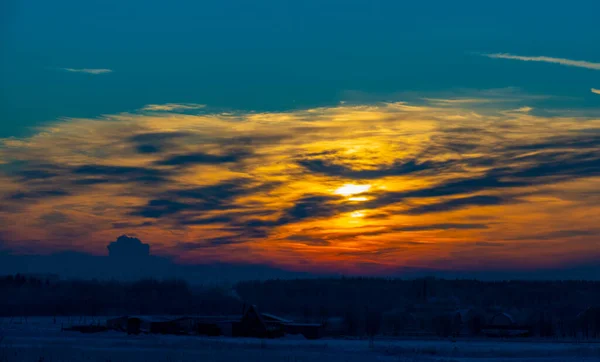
left=2, top=275, right=600, bottom=338
left=237, top=277, right=600, bottom=318
left=0, top=275, right=242, bottom=317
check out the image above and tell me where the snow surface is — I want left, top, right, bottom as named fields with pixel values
left=1, top=317, right=599, bottom=362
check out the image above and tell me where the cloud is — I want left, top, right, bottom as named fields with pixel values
left=176, top=236, right=245, bottom=250
left=179, top=215, right=234, bottom=226
left=62, top=68, right=113, bottom=75
left=141, top=103, right=205, bottom=111
left=481, top=53, right=600, bottom=70
left=107, top=235, right=150, bottom=258
left=405, top=195, right=510, bottom=215
left=131, top=199, right=192, bottom=219
left=277, top=195, right=346, bottom=224
left=155, top=150, right=250, bottom=167
left=474, top=242, right=504, bottom=247
left=72, top=164, right=172, bottom=185
left=128, top=132, right=191, bottom=154
left=392, top=223, right=488, bottom=231
left=286, top=235, right=330, bottom=246
left=512, top=107, right=533, bottom=113
left=507, top=230, right=599, bottom=241
left=135, top=144, right=161, bottom=154
left=506, top=135, right=600, bottom=151
left=169, top=180, right=253, bottom=201
left=1, top=95, right=599, bottom=273
left=592, top=88, right=600, bottom=95
left=337, top=247, right=406, bottom=257
left=17, top=169, right=60, bottom=181
left=128, top=132, right=191, bottom=143
left=358, top=175, right=522, bottom=211
left=38, top=212, right=69, bottom=225
left=176, top=224, right=272, bottom=249
left=130, top=180, right=273, bottom=219
left=298, top=159, right=450, bottom=179
left=8, top=189, right=69, bottom=201
left=499, top=151, right=600, bottom=182
left=112, top=221, right=154, bottom=229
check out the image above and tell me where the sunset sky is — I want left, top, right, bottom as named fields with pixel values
left=1, top=1, right=599, bottom=277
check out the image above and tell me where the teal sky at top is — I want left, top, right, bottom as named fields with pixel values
left=1, top=0, right=599, bottom=138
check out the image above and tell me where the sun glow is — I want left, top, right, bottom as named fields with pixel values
left=334, top=184, right=371, bottom=197
left=350, top=211, right=365, bottom=218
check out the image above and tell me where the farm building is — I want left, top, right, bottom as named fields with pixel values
left=262, top=313, right=292, bottom=324
left=456, top=308, right=487, bottom=336
left=247, top=306, right=322, bottom=339
left=322, top=317, right=345, bottom=336
left=576, top=306, right=600, bottom=339
left=283, top=323, right=323, bottom=340
left=104, top=305, right=323, bottom=339
left=491, top=312, right=515, bottom=327
left=483, top=312, right=530, bottom=337
left=106, top=316, right=128, bottom=332
left=107, top=316, right=183, bottom=335
left=148, top=319, right=182, bottom=335
left=233, top=305, right=285, bottom=338
left=171, top=316, right=240, bottom=336
left=126, top=317, right=143, bottom=335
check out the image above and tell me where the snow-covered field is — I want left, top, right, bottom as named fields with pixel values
left=1, top=317, right=599, bottom=362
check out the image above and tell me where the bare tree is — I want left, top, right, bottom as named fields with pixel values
left=365, top=307, right=382, bottom=348
left=0, top=329, right=5, bottom=362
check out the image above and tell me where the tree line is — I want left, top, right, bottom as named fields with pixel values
left=2, top=275, right=599, bottom=338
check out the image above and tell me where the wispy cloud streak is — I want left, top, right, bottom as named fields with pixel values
left=62, top=68, right=113, bottom=75
left=481, top=53, right=600, bottom=70
left=142, top=103, right=206, bottom=111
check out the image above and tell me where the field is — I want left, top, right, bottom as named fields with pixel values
left=1, top=317, right=599, bottom=362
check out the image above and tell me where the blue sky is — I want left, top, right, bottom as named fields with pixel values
left=1, top=0, right=599, bottom=137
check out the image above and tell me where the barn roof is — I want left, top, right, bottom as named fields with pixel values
left=492, top=312, right=515, bottom=324
left=261, top=313, right=293, bottom=323
left=171, top=315, right=242, bottom=323
left=577, top=306, right=600, bottom=319
left=283, top=323, right=322, bottom=327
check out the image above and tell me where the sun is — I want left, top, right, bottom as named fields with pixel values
left=334, top=184, right=371, bottom=197
left=350, top=210, right=365, bottom=218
